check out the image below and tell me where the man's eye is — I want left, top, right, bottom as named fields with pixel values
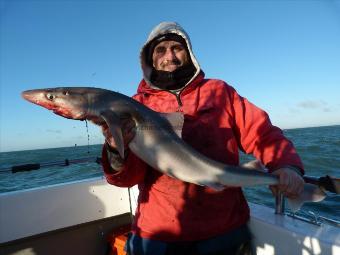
left=155, top=47, right=166, bottom=54
left=173, top=45, right=184, bottom=52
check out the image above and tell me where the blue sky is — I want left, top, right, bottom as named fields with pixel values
left=1, top=0, right=339, bottom=152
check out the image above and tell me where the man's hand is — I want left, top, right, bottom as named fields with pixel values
left=101, top=117, right=136, bottom=152
left=270, top=168, right=304, bottom=198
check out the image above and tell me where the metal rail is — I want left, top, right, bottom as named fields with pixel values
left=275, top=192, right=285, bottom=215
left=275, top=193, right=340, bottom=228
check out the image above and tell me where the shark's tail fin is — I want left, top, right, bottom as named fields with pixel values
left=287, top=183, right=327, bottom=212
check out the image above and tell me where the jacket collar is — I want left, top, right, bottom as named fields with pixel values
left=137, top=71, right=205, bottom=96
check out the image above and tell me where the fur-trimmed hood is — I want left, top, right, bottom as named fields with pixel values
left=140, top=22, right=201, bottom=89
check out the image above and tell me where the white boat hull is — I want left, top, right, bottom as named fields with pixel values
left=0, top=177, right=339, bottom=255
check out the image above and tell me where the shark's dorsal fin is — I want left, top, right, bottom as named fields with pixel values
left=159, top=112, right=184, bottom=138
left=100, top=110, right=125, bottom=159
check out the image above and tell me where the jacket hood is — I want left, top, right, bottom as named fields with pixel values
left=140, top=22, right=201, bottom=89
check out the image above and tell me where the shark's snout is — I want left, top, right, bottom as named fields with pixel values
left=21, top=90, right=37, bottom=103
left=21, top=89, right=56, bottom=111
left=21, top=88, right=87, bottom=119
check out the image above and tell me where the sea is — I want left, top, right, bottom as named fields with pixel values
left=0, top=125, right=339, bottom=222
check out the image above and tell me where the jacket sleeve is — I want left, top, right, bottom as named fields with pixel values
left=228, top=86, right=304, bottom=174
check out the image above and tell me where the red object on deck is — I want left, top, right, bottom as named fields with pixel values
left=107, top=224, right=131, bottom=255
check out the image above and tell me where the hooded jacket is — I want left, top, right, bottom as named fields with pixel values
left=140, top=22, right=201, bottom=90
left=101, top=22, right=304, bottom=242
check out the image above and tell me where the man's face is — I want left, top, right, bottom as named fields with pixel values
left=152, top=40, right=189, bottom=72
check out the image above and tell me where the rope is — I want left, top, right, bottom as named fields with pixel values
left=128, top=187, right=134, bottom=221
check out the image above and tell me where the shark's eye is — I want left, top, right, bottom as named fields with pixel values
left=46, top=93, right=55, bottom=100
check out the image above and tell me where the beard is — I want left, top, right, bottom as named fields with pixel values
left=150, top=62, right=196, bottom=90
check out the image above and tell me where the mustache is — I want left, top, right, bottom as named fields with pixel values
left=161, top=59, right=182, bottom=67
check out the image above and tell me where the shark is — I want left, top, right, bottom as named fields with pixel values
left=22, top=87, right=326, bottom=211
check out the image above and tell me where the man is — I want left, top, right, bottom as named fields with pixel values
left=101, top=22, right=304, bottom=255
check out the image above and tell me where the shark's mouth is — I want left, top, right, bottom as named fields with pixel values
left=52, top=107, right=86, bottom=120
left=28, top=98, right=56, bottom=111
left=52, top=107, right=74, bottom=119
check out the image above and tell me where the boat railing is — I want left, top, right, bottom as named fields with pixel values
left=275, top=191, right=340, bottom=227
left=275, top=191, right=285, bottom=215
left=1, top=157, right=339, bottom=228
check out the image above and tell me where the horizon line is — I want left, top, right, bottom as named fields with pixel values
left=1, top=124, right=339, bottom=154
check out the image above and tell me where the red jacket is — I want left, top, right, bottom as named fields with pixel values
left=101, top=73, right=304, bottom=242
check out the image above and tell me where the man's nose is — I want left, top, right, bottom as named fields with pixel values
left=164, top=48, right=176, bottom=61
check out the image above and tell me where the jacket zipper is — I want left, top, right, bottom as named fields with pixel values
left=167, top=91, right=183, bottom=110
left=175, top=93, right=183, bottom=107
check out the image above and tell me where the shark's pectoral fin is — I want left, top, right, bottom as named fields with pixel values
left=100, top=110, right=125, bottom=159
left=287, top=183, right=327, bottom=212
left=160, top=112, right=184, bottom=138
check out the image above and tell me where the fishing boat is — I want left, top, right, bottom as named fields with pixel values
left=0, top=175, right=339, bottom=255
